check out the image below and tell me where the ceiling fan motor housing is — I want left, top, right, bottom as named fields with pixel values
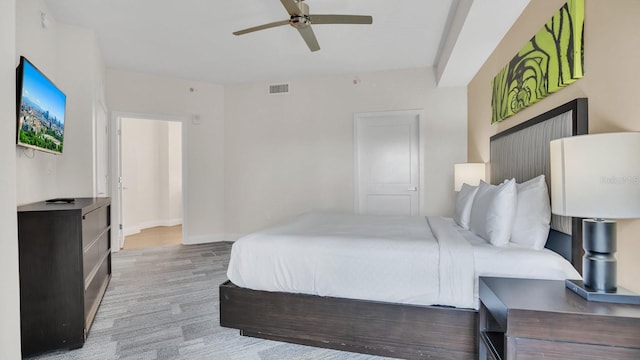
left=289, top=0, right=310, bottom=29
left=290, top=15, right=311, bottom=29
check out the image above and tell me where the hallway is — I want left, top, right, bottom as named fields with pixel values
left=123, top=225, right=182, bottom=250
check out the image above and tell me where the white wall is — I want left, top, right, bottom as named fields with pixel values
left=167, top=121, right=183, bottom=222
left=107, top=70, right=225, bottom=244
left=15, top=0, right=106, bottom=205
left=224, top=67, right=467, bottom=235
left=54, top=24, right=104, bottom=198
left=108, top=67, right=466, bottom=241
left=1, top=0, right=22, bottom=357
left=121, top=118, right=182, bottom=235
left=15, top=0, right=59, bottom=203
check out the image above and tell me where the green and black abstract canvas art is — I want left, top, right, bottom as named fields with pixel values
left=491, top=0, right=584, bottom=124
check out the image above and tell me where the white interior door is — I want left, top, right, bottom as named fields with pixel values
left=110, top=115, right=125, bottom=250
left=355, top=110, right=420, bottom=216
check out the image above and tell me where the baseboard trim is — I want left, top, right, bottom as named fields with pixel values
left=138, top=219, right=183, bottom=229
left=183, top=233, right=245, bottom=245
left=222, top=233, right=245, bottom=242
left=121, top=230, right=243, bottom=245
left=123, top=219, right=183, bottom=237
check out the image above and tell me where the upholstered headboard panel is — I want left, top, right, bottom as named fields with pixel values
left=491, top=109, right=573, bottom=233
left=489, top=98, right=588, bottom=272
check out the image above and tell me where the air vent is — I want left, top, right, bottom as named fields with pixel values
left=269, top=83, right=289, bottom=95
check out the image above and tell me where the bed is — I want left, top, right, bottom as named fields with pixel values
left=219, top=98, right=589, bottom=359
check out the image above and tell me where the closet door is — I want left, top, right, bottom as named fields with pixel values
left=355, top=110, right=420, bottom=216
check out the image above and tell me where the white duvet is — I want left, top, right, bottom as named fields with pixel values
left=226, top=213, right=580, bottom=309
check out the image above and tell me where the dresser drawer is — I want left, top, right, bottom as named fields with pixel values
left=83, top=230, right=110, bottom=283
left=84, top=252, right=111, bottom=329
left=509, top=337, right=640, bottom=360
left=82, top=205, right=109, bottom=250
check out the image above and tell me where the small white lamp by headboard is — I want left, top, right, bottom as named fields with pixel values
left=454, top=163, right=487, bottom=191
left=550, top=132, right=640, bottom=304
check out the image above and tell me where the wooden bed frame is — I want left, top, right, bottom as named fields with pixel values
left=219, top=98, right=589, bottom=360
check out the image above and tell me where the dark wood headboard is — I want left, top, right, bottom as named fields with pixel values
left=489, top=98, right=588, bottom=273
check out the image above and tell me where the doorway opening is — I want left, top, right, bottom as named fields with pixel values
left=111, top=114, right=186, bottom=251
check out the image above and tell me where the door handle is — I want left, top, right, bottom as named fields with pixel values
left=407, top=187, right=417, bottom=192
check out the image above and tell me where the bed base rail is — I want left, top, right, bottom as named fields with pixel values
left=220, top=281, right=477, bottom=360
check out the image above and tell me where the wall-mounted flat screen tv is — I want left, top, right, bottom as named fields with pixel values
left=16, top=56, right=66, bottom=155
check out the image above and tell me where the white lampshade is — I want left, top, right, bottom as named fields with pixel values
left=454, top=163, right=486, bottom=191
left=550, top=132, right=640, bottom=219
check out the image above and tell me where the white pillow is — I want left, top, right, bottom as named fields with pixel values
left=469, top=179, right=518, bottom=246
left=453, top=183, right=478, bottom=229
left=510, top=175, right=551, bottom=250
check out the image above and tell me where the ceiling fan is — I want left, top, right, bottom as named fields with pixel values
left=233, top=0, right=373, bottom=52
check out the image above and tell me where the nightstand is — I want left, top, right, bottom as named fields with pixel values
left=479, top=277, right=640, bottom=360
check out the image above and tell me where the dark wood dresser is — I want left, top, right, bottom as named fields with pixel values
left=17, top=197, right=112, bottom=356
left=479, top=276, right=640, bottom=360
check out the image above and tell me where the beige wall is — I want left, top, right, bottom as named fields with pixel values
left=468, top=0, right=640, bottom=292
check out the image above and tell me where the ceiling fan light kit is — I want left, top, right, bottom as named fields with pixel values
left=233, top=0, right=372, bottom=52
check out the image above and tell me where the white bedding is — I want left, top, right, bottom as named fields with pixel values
left=226, top=213, right=580, bottom=309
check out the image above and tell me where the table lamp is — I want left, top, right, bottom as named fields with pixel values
left=454, top=163, right=486, bottom=191
left=550, top=132, right=640, bottom=304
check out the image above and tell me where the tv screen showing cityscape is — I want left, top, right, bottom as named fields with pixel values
left=17, top=57, right=66, bottom=154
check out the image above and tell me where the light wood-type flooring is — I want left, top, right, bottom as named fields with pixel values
left=123, top=225, right=182, bottom=250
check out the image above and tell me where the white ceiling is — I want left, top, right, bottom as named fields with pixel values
left=44, top=0, right=529, bottom=86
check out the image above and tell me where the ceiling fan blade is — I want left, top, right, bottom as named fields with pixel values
left=297, top=26, right=320, bottom=52
left=310, top=14, right=372, bottom=25
left=233, top=19, right=290, bottom=36
left=280, top=0, right=301, bottom=16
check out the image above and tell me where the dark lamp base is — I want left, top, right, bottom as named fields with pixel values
left=566, top=279, right=640, bottom=305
